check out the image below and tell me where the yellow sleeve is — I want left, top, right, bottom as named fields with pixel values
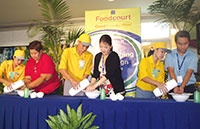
left=0, top=61, right=6, bottom=77
left=85, top=54, right=93, bottom=75
left=58, top=49, right=68, bottom=70
left=138, top=58, right=149, bottom=80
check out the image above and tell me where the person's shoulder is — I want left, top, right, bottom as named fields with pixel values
left=110, top=51, right=118, bottom=55
left=63, top=47, right=74, bottom=53
left=109, top=51, right=119, bottom=58
left=3, top=60, right=12, bottom=63
left=94, top=52, right=102, bottom=60
left=85, top=50, right=93, bottom=56
left=26, top=58, right=34, bottom=64
left=140, top=56, right=151, bottom=63
left=168, top=49, right=176, bottom=54
left=166, top=49, right=176, bottom=58
left=1, top=60, right=12, bottom=66
left=188, top=49, right=198, bottom=56
left=43, top=53, right=53, bottom=61
left=187, top=49, right=198, bottom=59
left=95, top=52, right=101, bottom=57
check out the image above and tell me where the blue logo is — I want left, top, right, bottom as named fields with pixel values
left=111, top=10, right=115, bottom=15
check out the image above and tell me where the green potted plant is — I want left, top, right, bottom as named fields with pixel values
left=27, top=0, right=84, bottom=71
left=46, top=104, right=99, bottom=129
left=148, top=0, right=200, bottom=32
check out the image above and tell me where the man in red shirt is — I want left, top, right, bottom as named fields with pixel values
left=24, top=40, right=60, bottom=94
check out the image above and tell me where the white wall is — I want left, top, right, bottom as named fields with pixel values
left=0, top=29, right=39, bottom=47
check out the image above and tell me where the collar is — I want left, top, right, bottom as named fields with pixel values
left=30, top=52, right=44, bottom=64
left=175, top=49, right=188, bottom=57
left=149, top=55, right=161, bottom=66
left=72, top=46, right=87, bottom=58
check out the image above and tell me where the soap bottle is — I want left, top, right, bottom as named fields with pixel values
left=24, top=85, right=29, bottom=98
left=194, top=86, right=200, bottom=103
left=100, top=87, right=105, bottom=100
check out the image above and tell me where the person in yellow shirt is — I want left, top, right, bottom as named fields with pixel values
left=59, top=34, right=93, bottom=96
left=0, top=50, right=25, bottom=91
left=136, top=42, right=170, bottom=98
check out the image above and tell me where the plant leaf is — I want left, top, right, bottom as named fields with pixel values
left=88, top=125, right=100, bottom=129
left=60, top=109, right=69, bottom=125
left=147, top=0, right=200, bottom=32
left=84, top=115, right=96, bottom=128
left=67, top=104, right=72, bottom=119
left=45, top=119, right=57, bottom=129
left=71, top=109, right=79, bottom=127
left=79, top=113, right=92, bottom=129
left=77, top=104, right=82, bottom=121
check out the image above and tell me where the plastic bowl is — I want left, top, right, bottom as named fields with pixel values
left=84, top=90, right=100, bottom=99
left=170, top=93, right=192, bottom=102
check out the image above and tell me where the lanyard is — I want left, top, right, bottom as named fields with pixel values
left=176, top=53, right=186, bottom=71
left=102, top=55, right=105, bottom=74
left=102, top=52, right=111, bottom=74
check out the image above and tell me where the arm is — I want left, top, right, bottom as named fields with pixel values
left=167, top=67, right=181, bottom=94
left=86, top=76, right=107, bottom=91
left=25, top=74, right=53, bottom=89
left=104, top=52, right=119, bottom=79
left=83, top=74, right=89, bottom=79
left=0, top=61, right=12, bottom=89
left=59, top=69, right=79, bottom=89
left=142, top=77, right=167, bottom=94
left=0, top=77, right=12, bottom=90
left=167, top=67, right=177, bottom=81
left=86, top=53, right=102, bottom=91
left=178, top=69, right=194, bottom=94
left=0, top=77, right=11, bottom=86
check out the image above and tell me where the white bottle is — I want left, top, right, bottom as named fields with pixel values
left=4, top=80, right=24, bottom=93
left=69, top=79, right=90, bottom=96
left=153, top=79, right=178, bottom=97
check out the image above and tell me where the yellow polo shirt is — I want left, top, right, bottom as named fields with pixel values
left=58, top=47, right=93, bottom=82
left=136, top=55, right=165, bottom=91
left=0, top=60, right=25, bottom=86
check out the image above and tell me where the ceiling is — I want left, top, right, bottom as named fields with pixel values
left=1, top=0, right=200, bottom=30
left=0, top=0, right=156, bottom=29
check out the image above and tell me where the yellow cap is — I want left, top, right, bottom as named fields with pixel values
left=152, top=42, right=170, bottom=52
left=13, top=50, right=25, bottom=60
left=78, top=33, right=91, bottom=46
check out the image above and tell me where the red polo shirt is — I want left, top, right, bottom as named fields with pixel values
left=25, top=53, right=60, bottom=94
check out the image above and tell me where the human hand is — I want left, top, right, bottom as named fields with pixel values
left=70, top=79, right=80, bottom=90
left=173, top=87, right=179, bottom=94
left=174, top=87, right=184, bottom=94
left=177, top=87, right=184, bottom=94
left=85, top=85, right=96, bottom=91
left=5, top=82, right=13, bottom=91
left=20, top=85, right=26, bottom=90
left=157, top=82, right=168, bottom=95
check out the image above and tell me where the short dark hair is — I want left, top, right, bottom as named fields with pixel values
left=28, top=40, right=43, bottom=52
left=99, top=34, right=113, bottom=51
left=175, top=30, right=190, bottom=43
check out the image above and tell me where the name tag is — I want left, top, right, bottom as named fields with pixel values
left=177, top=75, right=183, bottom=84
left=152, top=69, right=158, bottom=78
left=9, top=72, right=15, bottom=79
left=79, top=60, right=85, bottom=69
